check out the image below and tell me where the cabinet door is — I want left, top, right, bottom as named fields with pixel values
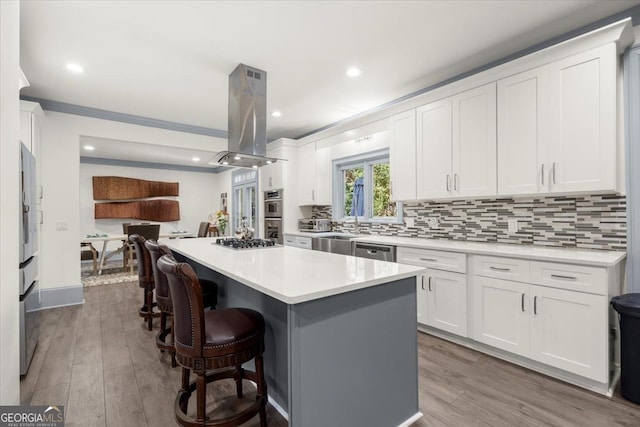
left=497, top=67, right=548, bottom=195
left=416, top=274, right=428, bottom=325
left=389, top=110, right=417, bottom=201
left=548, top=44, right=617, bottom=193
left=297, top=143, right=317, bottom=205
left=416, top=98, right=453, bottom=199
left=473, top=276, right=530, bottom=357
left=452, top=83, right=497, bottom=198
left=530, top=286, right=607, bottom=382
left=315, top=147, right=332, bottom=205
left=425, top=269, right=467, bottom=337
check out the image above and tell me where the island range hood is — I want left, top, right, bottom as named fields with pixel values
left=215, top=64, right=278, bottom=168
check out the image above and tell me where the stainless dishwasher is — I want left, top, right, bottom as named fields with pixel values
left=353, top=242, right=396, bottom=262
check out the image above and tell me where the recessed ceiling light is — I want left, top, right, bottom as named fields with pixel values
left=271, top=111, right=282, bottom=118
left=346, top=67, right=362, bottom=77
left=252, top=165, right=258, bottom=169
left=66, top=63, right=85, bottom=73
left=266, top=160, right=273, bottom=164
left=83, top=145, right=95, bottom=151
left=192, top=157, right=200, bottom=162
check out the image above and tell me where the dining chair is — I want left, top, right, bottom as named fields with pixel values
left=125, top=224, right=160, bottom=273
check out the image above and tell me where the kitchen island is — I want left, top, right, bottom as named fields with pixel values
left=164, top=237, right=425, bottom=427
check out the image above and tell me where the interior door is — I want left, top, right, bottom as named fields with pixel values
left=232, top=170, right=259, bottom=236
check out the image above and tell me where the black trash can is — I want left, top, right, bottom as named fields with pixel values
left=611, top=293, right=640, bottom=404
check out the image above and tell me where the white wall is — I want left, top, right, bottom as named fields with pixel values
left=0, top=0, right=21, bottom=404
left=39, top=111, right=226, bottom=300
left=80, top=163, right=219, bottom=253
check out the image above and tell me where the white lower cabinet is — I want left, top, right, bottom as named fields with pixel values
left=283, top=234, right=312, bottom=250
left=425, top=269, right=467, bottom=337
left=398, top=247, right=467, bottom=337
left=529, top=286, right=607, bottom=382
left=473, top=260, right=608, bottom=383
left=473, top=276, right=530, bottom=357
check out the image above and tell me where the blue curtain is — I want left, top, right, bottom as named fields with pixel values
left=351, top=177, right=364, bottom=216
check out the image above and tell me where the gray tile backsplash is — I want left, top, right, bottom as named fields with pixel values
left=312, top=194, right=626, bottom=251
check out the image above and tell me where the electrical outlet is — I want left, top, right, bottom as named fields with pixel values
left=426, top=217, right=438, bottom=228
left=405, top=217, right=415, bottom=227
left=507, top=219, right=518, bottom=233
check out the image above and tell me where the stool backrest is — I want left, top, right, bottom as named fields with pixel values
left=197, top=221, right=210, bottom=238
left=157, top=254, right=205, bottom=356
left=129, top=234, right=153, bottom=283
left=145, top=239, right=172, bottom=299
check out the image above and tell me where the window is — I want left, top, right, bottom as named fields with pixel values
left=333, top=150, right=400, bottom=222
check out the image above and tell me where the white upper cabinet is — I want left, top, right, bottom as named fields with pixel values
left=497, top=67, right=549, bottom=195
left=416, top=98, right=452, bottom=199
left=389, top=110, right=416, bottom=201
left=452, top=82, right=497, bottom=198
left=548, top=44, right=617, bottom=193
left=416, top=83, right=496, bottom=200
left=297, top=142, right=332, bottom=206
left=297, top=142, right=317, bottom=205
left=497, top=44, right=618, bottom=196
left=20, top=101, right=44, bottom=156
left=260, top=146, right=284, bottom=190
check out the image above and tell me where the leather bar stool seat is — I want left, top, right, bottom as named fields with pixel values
left=158, top=254, right=267, bottom=427
left=145, top=240, right=218, bottom=367
left=129, top=234, right=160, bottom=331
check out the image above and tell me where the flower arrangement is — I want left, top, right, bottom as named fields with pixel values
left=213, top=210, right=228, bottom=235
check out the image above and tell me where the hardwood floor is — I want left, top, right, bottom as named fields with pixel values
left=21, top=281, right=640, bottom=426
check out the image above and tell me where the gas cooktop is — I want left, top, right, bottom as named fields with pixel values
left=214, top=238, right=277, bottom=249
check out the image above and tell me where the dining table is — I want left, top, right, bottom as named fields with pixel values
left=81, top=231, right=194, bottom=275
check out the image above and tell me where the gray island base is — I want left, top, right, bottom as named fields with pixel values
left=170, top=246, right=422, bottom=427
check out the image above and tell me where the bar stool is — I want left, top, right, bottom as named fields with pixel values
left=145, top=240, right=219, bottom=367
left=158, top=255, right=267, bottom=427
left=129, top=234, right=160, bottom=331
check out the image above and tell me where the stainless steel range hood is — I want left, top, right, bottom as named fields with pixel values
left=215, top=64, right=277, bottom=168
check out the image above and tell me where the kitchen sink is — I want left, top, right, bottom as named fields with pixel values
left=311, top=235, right=354, bottom=255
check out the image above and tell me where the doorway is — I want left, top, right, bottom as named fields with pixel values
left=231, top=169, right=259, bottom=236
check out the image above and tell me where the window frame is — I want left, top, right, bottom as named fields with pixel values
left=331, top=149, right=402, bottom=224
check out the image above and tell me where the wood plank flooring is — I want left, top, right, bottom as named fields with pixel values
left=21, top=281, right=640, bottom=426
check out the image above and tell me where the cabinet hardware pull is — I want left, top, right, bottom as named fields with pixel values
left=541, top=164, right=545, bottom=186
left=269, top=177, right=272, bottom=187
left=428, top=276, right=432, bottom=292
left=312, top=189, right=315, bottom=201
left=489, top=266, right=511, bottom=272
left=521, top=293, right=525, bottom=312
left=534, top=296, right=538, bottom=315
left=550, top=274, right=577, bottom=281
left=552, top=162, right=556, bottom=185
left=421, top=276, right=425, bottom=290
left=446, top=175, right=451, bottom=191
left=420, top=257, right=438, bottom=262
left=454, top=174, right=459, bottom=191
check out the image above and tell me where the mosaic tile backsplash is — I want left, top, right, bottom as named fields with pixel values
left=311, top=194, right=626, bottom=251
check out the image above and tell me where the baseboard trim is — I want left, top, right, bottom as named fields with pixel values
left=398, top=412, right=423, bottom=427
left=39, top=285, right=84, bottom=309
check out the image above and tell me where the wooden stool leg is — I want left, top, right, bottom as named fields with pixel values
left=196, top=373, right=207, bottom=423
left=255, top=354, right=267, bottom=426
left=169, top=315, right=177, bottom=368
left=146, top=289, right=153, bottom=331
left=180, top=368, right=190, bottom=413
left=234, top=365, right=244, bottom=398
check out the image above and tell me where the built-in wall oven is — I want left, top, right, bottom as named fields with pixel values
left=264, top=189, right=283, bottom=244
left=264, top=189, right=283, bottom=218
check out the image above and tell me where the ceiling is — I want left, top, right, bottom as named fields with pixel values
left=19, top=1, right=640, bottom=167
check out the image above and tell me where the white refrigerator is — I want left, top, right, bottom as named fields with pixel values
left=19, top=142, right=39, bottom=375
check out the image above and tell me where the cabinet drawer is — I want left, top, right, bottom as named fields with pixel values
left=283, top=235, right=297, bottom=247
left=473, top=255, right=530, bottom=282
left=397, top=247, right=466, bottom=273
left=530, top=261, right=606, bottom=295
left=295, top=236, right=312, bottom=250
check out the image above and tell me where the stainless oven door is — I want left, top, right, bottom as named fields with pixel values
left=264, top=199, right=282, bottom=218
left=265, top=218, right=283, bottom=244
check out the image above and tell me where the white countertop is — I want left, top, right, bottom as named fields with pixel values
left=351, top=235, right=626, bottom=267
left=163, top=237, right=425, bottom=304
left=284, top=231, right=357, bottom=238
